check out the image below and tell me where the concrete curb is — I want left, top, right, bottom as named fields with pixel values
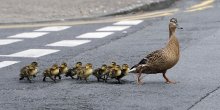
left=104, top=0, right=176, bottom=17
left=0, top=0, right=176, bottom=25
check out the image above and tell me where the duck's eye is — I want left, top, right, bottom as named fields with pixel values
left=170, top=18, right=177, bottom=24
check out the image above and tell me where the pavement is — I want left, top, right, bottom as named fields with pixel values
left=0, top=0, right=175, bottom=24
left=0, top=0, right=220, bottom=110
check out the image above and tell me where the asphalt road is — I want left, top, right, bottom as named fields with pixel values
left=0, top=0, right=220, bottom=110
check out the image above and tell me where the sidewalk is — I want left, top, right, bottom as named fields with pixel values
left=0, top=0, right=175, bottom=24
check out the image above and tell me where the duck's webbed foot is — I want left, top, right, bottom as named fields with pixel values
left=136, top=72, right=143, bottom=85
left=165, top=80, right=176, bottom=84
left=163, top=72, right=176, bottom=84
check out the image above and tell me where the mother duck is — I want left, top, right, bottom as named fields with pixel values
left=130, top=18, right=183, bottom=85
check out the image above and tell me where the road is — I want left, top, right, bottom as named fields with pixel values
left=0, top=0, right=219, bottom=110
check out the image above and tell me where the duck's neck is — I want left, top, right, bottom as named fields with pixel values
left=169, top=28, right=176, bottom=38
left=166, top=28, right=179, bottom=56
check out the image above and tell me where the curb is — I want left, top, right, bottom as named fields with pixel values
left=0, top=0, right=176, bottom=25
left=104, top=0, right=176, bottom=17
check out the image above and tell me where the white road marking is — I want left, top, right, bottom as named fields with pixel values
left=96, top=26, right=131, bottom=31
left=113, top=20, right=143, bottom=25
left=34, top=26, right=71, bottom=32
left=7, top=32, right=48, bottom=38
left=76, top=32, right=114, bottom=38
left=46, top=40, right=91, bottom=47
left=0, top=61, right=20, bottom=69
left=0, top=39, right=23, bottom=45
left=0, top=49, right=59, bottom=58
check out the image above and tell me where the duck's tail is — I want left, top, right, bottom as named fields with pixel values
left=129, top=58, right=148, bottom=73
left=129, top=65, right=138, bottom=73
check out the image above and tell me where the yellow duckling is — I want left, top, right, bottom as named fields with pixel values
left=121, top=64, right=130, bottom=76
left=43, top=64, right=60, bottom=82
left=115, top=64, right=130, bottom=83
left=78, top=63, right=93, bottom=82
left=106, top=65, right=129, bottom=83
left=110, top=62, right=117, bottom=69
left=103, top=62, right=117, bottom=82
left=66, top=62, right=82, bottom=79
left=55, top=62, right=68, bottom=79
left=93, top=64, right=108, bottom=82
left=111, top=65, right=122, bottom=78
left=19, top=62, right=38, bottom=83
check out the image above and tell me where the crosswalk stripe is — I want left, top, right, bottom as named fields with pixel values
left=0, top=61, right=20, bottom=69
left=7, top=32, right=48, bottom=38
left=96, top=26, right=131, bottom=31
left=34, top=26, right=71, bottom=32
left=46, top=40, right=91, bottom=47
left=0, top=39, right=23, bottom=45
left=113, top=20, right=143, bottom=25
left=0, top=49, right=59, bottom=58
left=76, top=32, right=114, bottom=38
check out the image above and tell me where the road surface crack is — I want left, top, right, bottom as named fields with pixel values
left=187, top=85, right=220, bottom=110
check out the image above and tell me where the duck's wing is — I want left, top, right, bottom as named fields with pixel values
left=144, top=49, right=165, bottom=64
left=130, top=49, right=165, bottom=71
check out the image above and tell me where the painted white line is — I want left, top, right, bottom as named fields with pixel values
left=76, top=32, right=114, bottom=38
left=96, top=26, right=131, bottom=31
left=46, top=40, right=91, bottom=47
left=113, top=20, right=143, bottom=25
left=0, top=61, right=20, bottom=69
left=0, top=39, right=23, bottom=45
left=7, top=32, right=48, bottom=38
left=35, top=26, right=71, bottom=32
left=0, top=49, right=59, bottom=58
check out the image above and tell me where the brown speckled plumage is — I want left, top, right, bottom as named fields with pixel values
left=131, top=18, right=182, bottom=84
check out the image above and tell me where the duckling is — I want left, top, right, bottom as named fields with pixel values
left=103, top=62, right=117, bottom=82
left=43, top=64, right=60, bottom=82
left=77, top=63, right=93, bottom=82
left=130, top=18, right=183, bottom=85
left=106, top=65, right=122, bottom=83
left=19, top=62, right=38, bottom=83
left=114, top=64, right=130, bottom=83
left=93, top=64, right=108, bottom=82
left=55, top=62, right=68, bottom=80
left=65, top=62, right=82, bottom=79
left=110, top=62, right=117, bottom=69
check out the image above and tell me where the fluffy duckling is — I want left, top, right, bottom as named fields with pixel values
left=110, top=62, right=117, bottom=69
left=43, top=64, right=60, bottom=82
left=93, top=64, right=108, bottom=82
left=103, top=62, right=117, bottom=81
left=55, top=62, right=68, bottom=80
left=114, top=64, right=130, bottom=83
left=121, top=64, right=130, bottom=76
left=19, top=62, right=38, bottom=83
left=77, top=63, right=93, bottom=82
left=107, top=65, right=122, bottom=83
left=65, top=62, right=82, bottom=79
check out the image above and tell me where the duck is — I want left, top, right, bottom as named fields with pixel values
left=55, top=62, right=68, bottom=79
left=103, top=62, right=117, bottom=81
left=114, top=64, right=130, bottom=83
left=121, top=64, right=130, bottom=76
left=107, top=65, right=122, bottom=83
left=110, top=62, right=117, bottom=69
left=93, top=64, right=108, bottom=82
left=130, top=18, right=183, bottom=85
left=43, top=64, right=60, bottom=82
left=77, top=63, right=93, bottom=82
left=19, top=62, right=38, bottom=83
left=65, top=62, right=82, bottom=79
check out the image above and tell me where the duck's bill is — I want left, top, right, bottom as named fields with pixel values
left=177, top=24, right=183, bottom=29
